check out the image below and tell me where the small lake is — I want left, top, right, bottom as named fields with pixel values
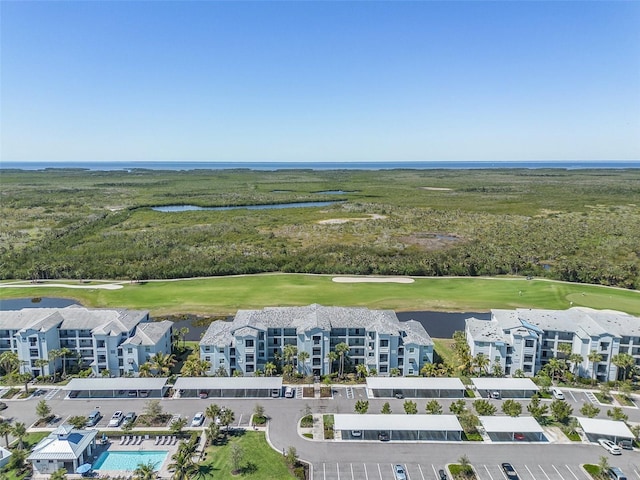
left=152, top=201, right=340, bottom=212
left=0, top=297, right=489, bottom=339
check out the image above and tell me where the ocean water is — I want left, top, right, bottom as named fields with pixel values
left=1, top=160, right=639, bottom=171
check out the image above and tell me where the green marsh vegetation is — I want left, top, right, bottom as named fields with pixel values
left=1, top=168, right=639, bottom=289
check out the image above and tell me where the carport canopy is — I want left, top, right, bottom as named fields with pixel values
left=576, top=417, right=635, bottom=443
left=366, top=377, right=465, bottom=398
left=64, top=377, right=168, bottom=397
left=335, top=414, right=462, bottom=440
left=173, top=377, right=283, bottom=397
left=479, top=416, right=545, bottom=441
left=471, top=378, right=539, bottom=397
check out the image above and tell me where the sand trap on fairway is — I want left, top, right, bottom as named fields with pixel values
left=0, top=282, right=124, bottom=290
left=332, top=277, right=415, bottom=284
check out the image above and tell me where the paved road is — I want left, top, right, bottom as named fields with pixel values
left=4, top=385, right=640, bottom=478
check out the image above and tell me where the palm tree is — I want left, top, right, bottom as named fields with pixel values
left=297, top=351, right=309, bottom=375
left=282, top=345, right=298, bottom=371
left=326, top=351, right=338, bottom=375
left=179, top=327, right=190, bottom=350
left=557, top=342, right=572, bottom=361
left=420, top=363, right=437, bottom=377
left=588, top=350, right=603, bottom=383
left=612, top=353, right=635, bottom=382
left=264, top=362, right=277, bottom=377
left=334, top=343, right=350, bottom=378
left=12, top=421, right=27, bottom=449
left=138, top=362, right=153, bottom=378
left=545, top=358, right=564, bottom=383
left=151, top=352, right=176, bottom=377
left=205, top=404, right=221, bottom=423
left=569, top=353, right=584, bottom=377
left=33, top=358, right=50, bottom=377
left=473, top=354, right=490, bottom=376
left=133, top=461, right=158, bottom=480
left=168, top=448, right=198, bottom=480
left=355, top=364, right=368, bottom=379
left=0, top=421, right=11, bottom=448
left=0, top=351, right=20, bottom=375
left=180, top=354, right=210, bottom=377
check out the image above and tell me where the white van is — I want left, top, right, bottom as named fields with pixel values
left=551, top=388, right=565, bottom=400
left=284, top=386, right=295, bottom=398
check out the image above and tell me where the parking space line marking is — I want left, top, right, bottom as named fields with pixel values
left=525, top=464, right=536, bottom=480
left=552, top=465, right=565, bottom=480
left=430, top=463, right=438, bottom=480
left=378, top=463, right=383, bottom=480
left=564, top=465, right=580, bottom=480
left=351, top=463, right=354, bottom=480
left=337, top=463, right=340, bottom=480
left=323, top=463, right=326, bottom=480
left=405, top=464, right=411, bottom=480
left=538, top=465, right=551, bottom=480
left=237, top=413, right=243, bottom=426
left=364, top=463, right=369, bottom=480
left=569, top=391, right=577, bottom=402
left=484, top=465, right=495, bottom=480
left=632, top=469, right=640, bottom=480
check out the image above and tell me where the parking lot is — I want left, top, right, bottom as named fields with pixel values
left=313, top=462, right=633, bottom=480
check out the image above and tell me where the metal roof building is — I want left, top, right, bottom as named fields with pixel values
left=471, top=378, right=539, bottom=398
left=28, top=425, right=98, bottom=475
left=64, top=377, right=169, bottom=399
left=173, top=377, right=283, bottom=398
left=576, top=417, right=635, bottom=443
left=366, top=377, right=465, bottom=398
left=334, top=414, right=462, bottom=441
left=478, top=416, right=545, bottom=442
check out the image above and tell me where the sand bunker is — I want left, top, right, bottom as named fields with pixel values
left=0, top=282, right=124, bottom=290
left=317, top=214, right=386, bottom=224
left=332, top=277, right=414, bottom=284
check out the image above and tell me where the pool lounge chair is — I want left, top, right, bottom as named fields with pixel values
left=155, top=435, right=160, bottom=445
left=137, top=436, right=143, bottom=445
left=119, top=436, right=125, bottom=445
left=172, top=436, right=178, bottom=445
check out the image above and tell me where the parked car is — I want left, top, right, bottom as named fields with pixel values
left=284, top=386, right=295, bottom=398
left=394, top=464, right=407, bottom=480
left=393, top=390, right=405, bottom=399
left=0, top=402, right=7, bottom=411
left=551, top=388, right=565, bottom=400
left=139, top=390, right=149, bottom=398
left=123, top=412, right=136, bottom=424
left=127, top=391, right=137, bottom=397
left=351, top=430, right=362, bottom=437
left=69, top=391, right=79, bottom=398
left=439, top=469, right=448, bottom=480
left=514, top=432, right=525, bottom=441
left=191, top=412, right=205, bottom=427
left=199, top=391, right=208, bottom=399
left=490, top=391, right=501, bottom=399
left=271, top=388, right=280, bottom=398
left=108, top=411, right=124, bottom=427
left=608, top=467, right=627, bottom=480
left=378, top=431, right=390, bottom=441
left=599, top=438, right=622, bottom=455
left=618, top=439, right=633, bottom=450
left=501, top=463, right=519, bottom=480
left=86, top=410, right=102, bottom=427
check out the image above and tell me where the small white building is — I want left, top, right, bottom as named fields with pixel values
left=0, top=446, right=12, bottom=470
left=28, top=424, right=98, bottom=475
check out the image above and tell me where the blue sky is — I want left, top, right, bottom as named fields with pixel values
left=1, top=1, right=639, bottom=162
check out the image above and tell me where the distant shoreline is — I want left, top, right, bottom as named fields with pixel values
left=1, top=160, right=639, bottom=171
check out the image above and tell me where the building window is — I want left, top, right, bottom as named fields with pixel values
left=312, top=348, right=321, bottom=356
left=600, top=342, right=610, bottom=351
left=313, top=358, right=321, bottom=366
left=380, top=339, right=389, bottom=347
left=246, top=364, right=254, bottom=373
left=380, top=365, right=388, bottom=373
left=408, top=347, right=414, bottom=353
left=246, top=354, right=254, bottom=363
left=127, top=348, right=133, bottom=354
left=494, top=356, right=500, bottom=362
left=246, top=339, right=254, bottom=347
left=525, top=340, right=534, bottom=348
left=379, top=354, right=388, bottom=362
left=523, top=365, right=532, bottom=372
left=313, top=336, right=321, bottom=345
left=524, top=355, right=533, bottom=362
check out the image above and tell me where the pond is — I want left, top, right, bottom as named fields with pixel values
left=152, top=201, right=340, bottom=212
left=0, top=297, right=490, bottom=339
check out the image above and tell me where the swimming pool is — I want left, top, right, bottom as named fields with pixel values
left=93, top=450, right=168, bottom=471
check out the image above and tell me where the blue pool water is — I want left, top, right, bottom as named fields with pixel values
left=93, top=450, right=168, bottom=471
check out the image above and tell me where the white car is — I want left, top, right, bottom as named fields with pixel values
left=108, top=411, right=124, bottom=427
left=191, top=412, right=205, bottom=427
left=394, top=464, right=407, bottom=480
left=284, top=386, right=295, bottom=398
left=599, top=438, right=622, bottom=455
left=551, top=388, right=565, bottom=400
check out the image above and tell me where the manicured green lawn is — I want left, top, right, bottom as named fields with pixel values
left=432, top=338, right=456, bottom=365
left=1, top=274, right=638, bottom=316
left=200, top=431, right=297, bottom=479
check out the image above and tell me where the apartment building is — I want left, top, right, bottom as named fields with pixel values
left=200, top=304, right=433, bottom=377
left=0, top=306, right=173, bottom=377
left=465, top=307, right=640, bottom=381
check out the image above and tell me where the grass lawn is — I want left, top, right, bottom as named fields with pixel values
left=432, top=338, right=456, bottom=365
left=201, top=431, right=297, bottom=479
left=1, top=275, right=638, bottom=316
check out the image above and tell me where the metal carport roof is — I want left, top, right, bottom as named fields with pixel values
left=64, top=377, right=168, bottom=391
left=173, top=377, right=283, bottom=390
left=366, top=377, right=465, bottom=390
left=334, top=414, right=462, bottom=432
left=576, top=417, right=634, bottom=439
left=471, top=378, right=538, bottom=391
left=479, top=416, right=543, bottom=433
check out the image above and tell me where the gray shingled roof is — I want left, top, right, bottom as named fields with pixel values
left=122, top=320, right=172, bottom=346
left=200, top=304, right=428, bottom=346
left=466, top=317, right=504, bottom=343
